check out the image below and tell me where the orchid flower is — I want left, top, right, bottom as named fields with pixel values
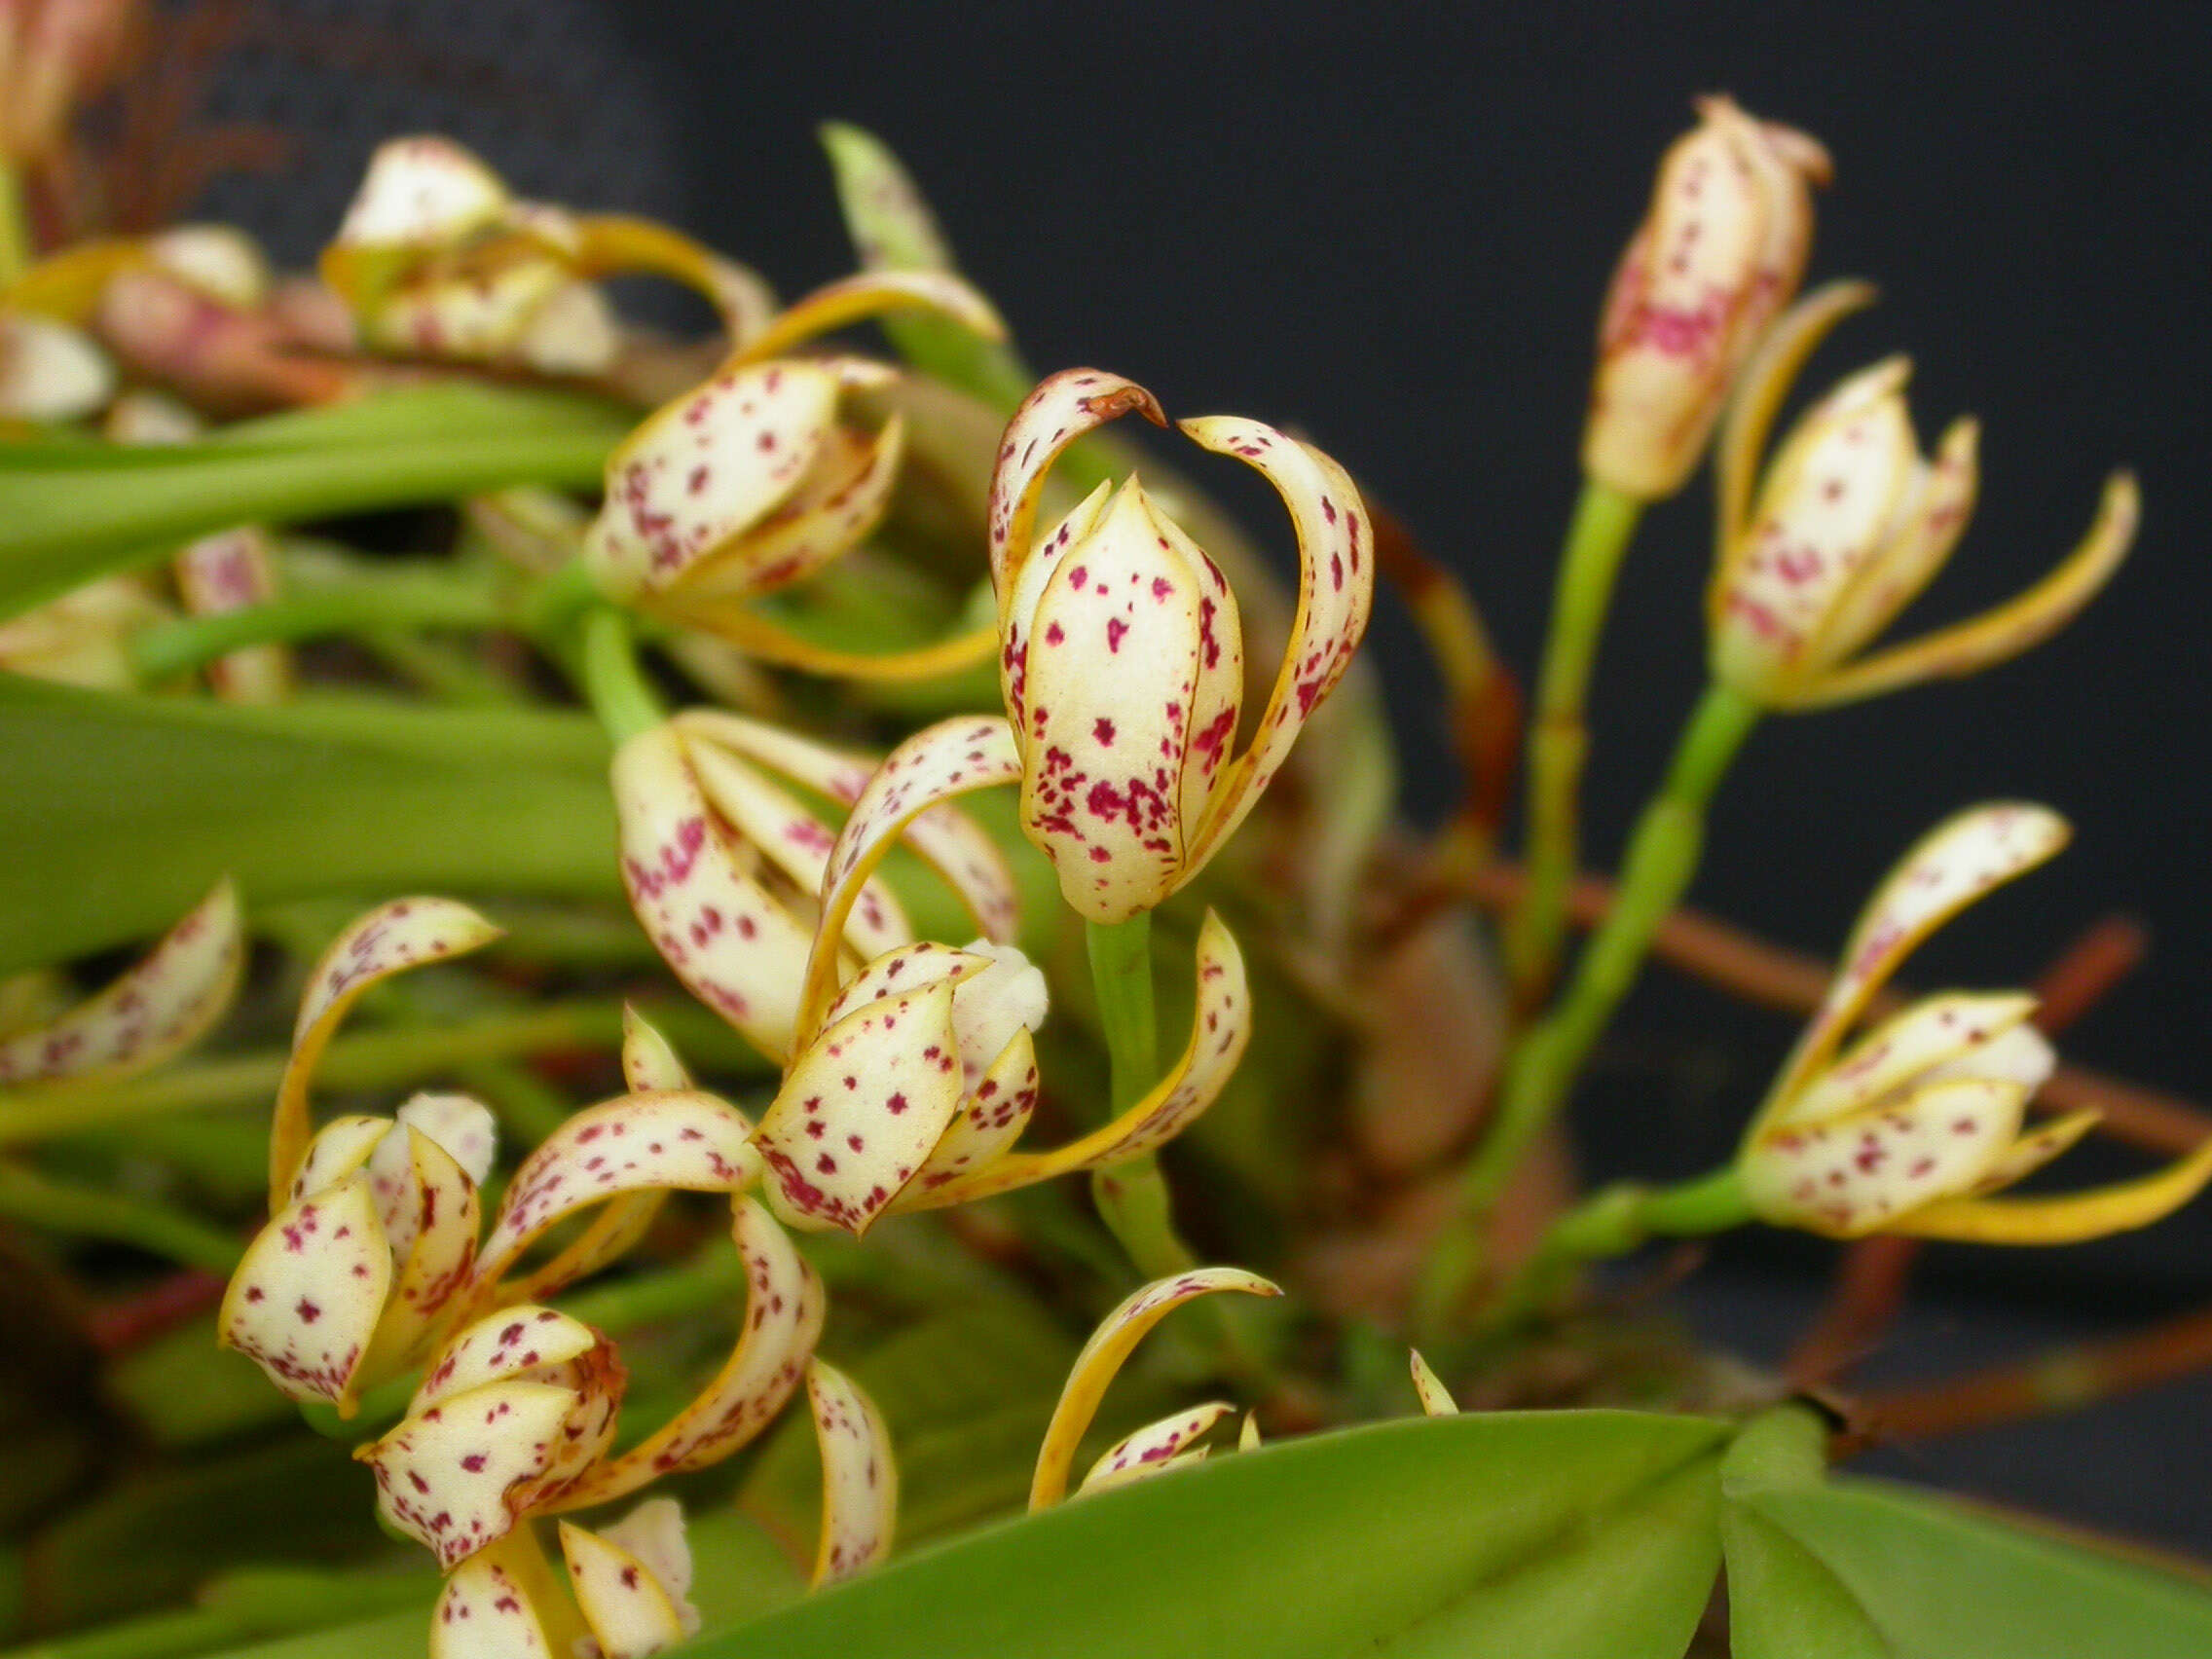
left=1582, top=96, right=1829, bottom=500
left=0, top=878, right=241, bottom=1088
left=984, top=368, right=1377, bottom=922
left=1708, top=301, right=2135, bottom=710
left=320, top=136, right=770, bottom=377
left=1027, top=1267, right=1280, bottom=1509
left=611, top=708, right=1018, bottom=1063
left=579, top=272, right=1008, bottom=677
left=1738, top=804, right=2212, bottom=1242
left=741, top=715, right=1254, bottom=1235
left=0, top=304, right=109, bottom=421
left=1408, top=1348, right=1458, bottom=1418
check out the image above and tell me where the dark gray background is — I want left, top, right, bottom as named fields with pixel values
left=197, top=0, right=2212, bottom=1551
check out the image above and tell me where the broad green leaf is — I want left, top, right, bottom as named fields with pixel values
left=0, top=677, right=617, bottom=974
left=1723, top=1406, right=2212, bottom=1657
left=712, top=1410, right=1727, bottom=1659
left=0, top=386, right=631, bottom=618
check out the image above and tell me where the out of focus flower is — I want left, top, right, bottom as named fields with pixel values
left=1583, top=95, right=1829, bottom=500
left=984, top=368, right=1376, bottom=922
left=1739, top=804, right=2212, bottom=1241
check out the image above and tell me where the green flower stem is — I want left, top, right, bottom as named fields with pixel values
left=579, top=606, right=665, bottom=744
left=0, top=159, right=30, bottom=289
left=1479, top=1165, right=1751, bottom=1336
left=1084, top=913, right=1197, bottom=1280
left=128, top=573, right=506, bottom=682
left=0, top=997, right=769, bottom=1145
left=1503, top=478, right=1645, bottom=1006
left=1419, top=680, right=1761, bottom=1338
left=0, top=1160, right=240, bottom=1271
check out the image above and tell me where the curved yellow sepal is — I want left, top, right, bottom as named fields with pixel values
left=1895, top=1135, right=2212, bottom=1244
left=672, top=598, right=998, bottom=682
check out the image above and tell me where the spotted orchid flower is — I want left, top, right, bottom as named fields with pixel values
left=1582, top=96, right=1829, bottom=500
left=1408, top=1348, right=1458, bottom=1418
left=0, top=878, right=242, bottom=1089
left=1028, top=1267, right=1280, bottom=1509
left=320, top=136, right=771, bottom=376
left=579, top=273, right=1007, bottom=677
left=1739, top=804, right=2212, bottom=1242
left=1708, top=304, right=2135, bottom=710
left=611, top=708, right=1018, bottom=1063
left=984, top=369, right=1377, bottom=923
left=0, top=305, right=110, bottom=422
left=746, top=716, right=1254, bottom=1235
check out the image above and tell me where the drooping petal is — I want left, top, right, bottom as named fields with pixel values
left=683, top=735, right=911, bottom=961
left=728, top=270, right=1005, bottom=369
left=271, top=898, right=501, bottom=1207
left=0, top=878, right=243, bottom=1088
left=611, top=726, right=819, bottom=1062
left=796, top=716, right=1024, bottom=1044
left=667, top=599, right=1001, bottom=682
left=1409, top=1348, right=1458, bottom=1417
left=756, top=980, right=968, bottom=1235
left=901, top=912, right=1248, bottom=1210
left=1079, top=1401, right=1235, bottom=1495
left=986, top=368, right=1167, bottom=602
left=1016, top=481, right=1213, bottom=921
left=550, top=1198, right=824, bottom=1508
left=559, top=1524, right=687, bottom=1659
left=1178, top=417, right=1375, bottom=868
left=1714, top=278, right=1880, bottom=549
left=1771, top=991, right=2043, bottom=1129
left=1784, top=472, right=2138, bottom=709
left=584, top=360, right=850, bottom=601
left=567, top=213, right=777, bottom=342
left=219, top=1172, right=391, bottom=1406
left=1893, top=1137, right=2212, bottom=1244
left=596, top=1498, right=699, bottom=1636
left=1770, top=804, right=2069, bottom=1105
left=429, top=1551, right=552, bottom=1659
left=1029, top=1266, right=1280, bottom=1509
left=806, top=1359, right=898, bottom=1587
left=1743, top=1076, right=2030, bottom=1237
left=472, top=1091, right=761, bottom=1302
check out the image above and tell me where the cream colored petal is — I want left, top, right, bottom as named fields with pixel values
left=897, top=1027, right=1040, bottom=1203
left=1002, top=478, right=1119, bottom=733
left=676, top=418, right=903, bottom=603
left=175, top=527, right=289, bottom=704
left=1409, top=1348, right=1458, bottom=1417
left=985, top=368, right=1167, bottom=600
left=0, top=878, right=242, bottom=1089
left=796, top=716, right=1024, bottom=1045
left=1744, top=1077, right=2030, bottom=1237
left=807, top=1359, right=898, bottom=1587
left=1893, top=1137, right=2212, bottom=1244
left=559, top=1524, right=687, bottom=1659
left=551, top=1198, right=824, bottom=1507
left=357, top=1126, right=485, bottom=1387
left=415, top=1307, right=605, bottom=1407
left=472, top=1090, right=761, bottom=1302
left=149, top=226, right=271, bottom=311
left=948, top=941, right=1048, bottom=1088
left=1715, top=278, right=1879, bottom=549
left=1965, top=1108, right=2101, bottom=1196
left=611, top=726, right=818, bottom=1063
left=1016, top=482, right=1211, bottom=921
left=514, top=277, right=619, bottom=376
left=621, top=1006, right=692, bottom=1092
left=0, top=311, right=114, bottom=422
left=820, top=941, right=990, bottom=1030
left=903, top=912, right=1247, bottom=1210
left=272, top=897, right=500, bottom=1205
left=729, top=269, right=1004, bottom=368
left=596, top=1498, right=698, bottom=1637
left=1785, top=472, right=2138, bottom=710
left=1771, top=991, right=2042, bottom=1129
left=219, top=1172, right=390, bottom=1407
left=334, top=136, right=510, bottom=250
left=1770, top=803, right=2068, bottom=1104
left=683, top=735, right=911, bottom=961
left=1238, top=1411, right=1262, bottom=1451
left=1080, top=1401, right=1235, bottom=1495
left=584, top=360, right=842, bottom=601
left=429, top=1552, right=552, bottom=1659
left=1179, top=418, right=1375, bottom=870
left=1030, top=1266, right=1280, bottom=1509
left=756, top=981, right=968, bottom=1235
left=283, top=1115, right=390, bottom=1204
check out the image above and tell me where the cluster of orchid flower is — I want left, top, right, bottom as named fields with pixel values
left=4, top=81, right=2210, bottom=1659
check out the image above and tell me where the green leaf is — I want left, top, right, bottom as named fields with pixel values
left=0, top=386, right=630, bottom=618
left=1722, top=1406, right=2212, bottom=1657
left=0, top=677, right=617, bottom=974
left=712, top=1410, right=1726, bottom=1659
